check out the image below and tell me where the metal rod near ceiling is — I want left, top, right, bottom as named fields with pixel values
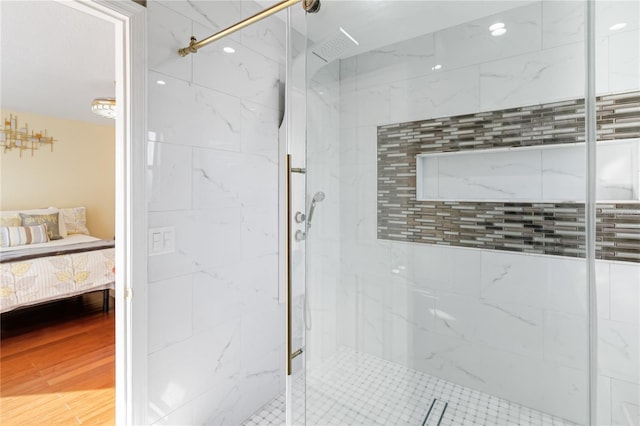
left=178, top=0, right=320, bottom=57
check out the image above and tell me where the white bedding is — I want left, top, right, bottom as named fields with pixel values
left=0, top=235, right=115, bottom=313
left=0, top=234, right=100, bottom=252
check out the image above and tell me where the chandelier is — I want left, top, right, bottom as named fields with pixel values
left=0, top=114, right=55, bottom=157
left=91, top=98, right=116, bottom=119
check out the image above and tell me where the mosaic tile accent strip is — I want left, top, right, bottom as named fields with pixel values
left=242, top=347, right=577, bottom=426
left=377, top=91, right=640, bottom=262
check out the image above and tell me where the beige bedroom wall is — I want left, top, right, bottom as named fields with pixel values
left=0, top=110, right=115, bottom=239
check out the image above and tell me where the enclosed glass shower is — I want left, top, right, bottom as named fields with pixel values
left=242, top=1, right=639, bottom=425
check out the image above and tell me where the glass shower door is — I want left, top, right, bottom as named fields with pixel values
left=285, top=6, right=309, bottom=426
left=299, top=1, right=606, bottom=425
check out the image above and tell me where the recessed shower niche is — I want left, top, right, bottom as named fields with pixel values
left=417, top=139, right=640, bottom=202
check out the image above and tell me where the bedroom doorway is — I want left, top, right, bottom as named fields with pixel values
left=0, top=1, right=146, bottom=425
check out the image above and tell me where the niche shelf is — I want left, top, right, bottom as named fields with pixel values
left=416, top=139, right=640, bottom=202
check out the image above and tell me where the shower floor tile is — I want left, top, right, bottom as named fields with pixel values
left=242, top=347, right=577, bottom=426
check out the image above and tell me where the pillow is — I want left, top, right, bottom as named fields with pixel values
left=47, top=207, right=67, bottom=237
left=0, top=224, right=50, bottom=247
left=1, top=208, right=67, bottom=237
left=19, top=212, right=63, bottom=240
left=0, top=213, right=21, bottom=227
left=60, top=207, right=90, bottom=235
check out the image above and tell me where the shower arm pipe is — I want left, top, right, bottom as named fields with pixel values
left=178, top=0, right=320, bottom=57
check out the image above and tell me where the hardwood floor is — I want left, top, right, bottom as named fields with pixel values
left=1, top=292, right=115, bottom=425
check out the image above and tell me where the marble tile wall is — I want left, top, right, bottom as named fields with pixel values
left=418, top=141, right=639, bottom=202
left=306, top=62, right=342, bottom=367
left=147, top=1, right=285, bottom=424
left=333, top=1, right=640, bottom=424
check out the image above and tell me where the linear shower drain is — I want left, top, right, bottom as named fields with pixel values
left=422, top=398, right=449, bottom=426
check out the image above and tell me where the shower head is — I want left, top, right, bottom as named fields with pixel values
left=312, top=191, right=325, bottom=203
left=307, top=191, right=326, bottom=229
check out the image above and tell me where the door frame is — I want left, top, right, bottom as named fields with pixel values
left=60, top=1, right=148, bottom=424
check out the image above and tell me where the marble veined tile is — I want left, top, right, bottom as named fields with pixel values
left=148, top=2, right=192, bottom=80
left=595, top=1, right=640, bottom=36
left=599, top=319, right=640, bottom=383
left=192, top=266, right=244, bottom=333
left=610, top=378, right=640, bottom=426
left=192, top=148, right=243, bottom=210
left=596, top=141, right=635, bottom=200
left=148, top=275, right=193, bottom=354
left=355, top=85, right=390, bottom=127
left=356, top=33, right=435, bottom=90
left=241, top=205, right=278, bottom=259
left=434, top=2, right=542, bottom=71
left=192, top=149, right=276, bottom=211
left=545, top=257, right=611, bottom=319
left=480, top=42, right=585, bottom=112
left=542, top=141, right=636, bottom=201
left=148, top=141, right=192, bottom=212
left=542, top=1, right=584, bottom=49
left=481, top=251, right=547, bottom=309
left=390, top=65, right=480, bottom=123
left=543, top=310, right=588, bottom=370
left=418, top=140, right=637, bottom=203
left=609, top=29, right=640, bottom=93
left=188, top=208, right=242, bottom=272
left=418, top=156, right=439, bottom=199
left=433, top=292, right=544, bottom=359
left=148, top=71, right=241, bottom=151
left=147, top=321, right=241, bottom=424
left=541, top=145, right=584, bottom=201
left=610, top=263, right=640, bottom=325
left=192, top=23, right=280, bottom=108
left=480, top=346, right=587, bottom=423
left=157, top=0, right=241, bottom=42
left=239, top=304, right=284, bottom=392
left=240, top=100, right=280, bottom=160
left=435, top=149, right=543, bottom=201
left=239, top=0, right=286, bottom=63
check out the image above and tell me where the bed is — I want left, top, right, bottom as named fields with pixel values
left=0, top=207, right=115, bottom=314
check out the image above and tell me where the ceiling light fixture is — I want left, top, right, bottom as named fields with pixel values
left=156, top=80, right=167, bottom=85
left=339, top=27, right=359, bottom=46
left=91, top=98, right=116, bottom=120
left=432, top=64, right=442, bottom=71
left=609, top=22, right=627, bottom=31
left=490, top=22, right=507, bottom=36
left=223, top=46, right=236, bottom=53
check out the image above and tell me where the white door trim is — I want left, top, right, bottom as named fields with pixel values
left=61, top=1, right=148, bottom=424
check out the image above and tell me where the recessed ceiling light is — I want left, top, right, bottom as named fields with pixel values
left=489, top=22, right=505, bottom=32
left=491, top=28, right=507, bottom=37
left=432, top=64, right=442, bottom=71
left=223, top=46, right=236, bottom=53
left=156, top=80, right=166, bottom=85
left=609, top=22, right=627, bottom=31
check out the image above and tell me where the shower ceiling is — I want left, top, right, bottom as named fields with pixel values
left=265, top=0, right=535, bottom=61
